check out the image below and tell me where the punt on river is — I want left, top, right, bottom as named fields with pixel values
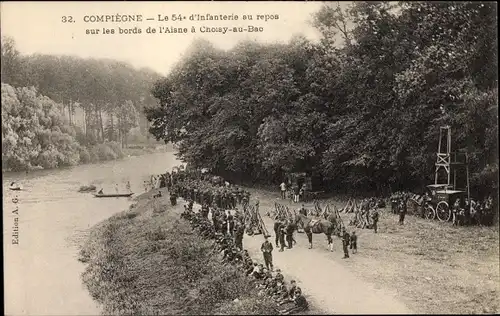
left=93, top=193, right=134, bottom=198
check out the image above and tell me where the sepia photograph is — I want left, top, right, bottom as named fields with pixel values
left=1, top=1, right=498, bottom=315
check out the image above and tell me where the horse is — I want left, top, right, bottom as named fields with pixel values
left=294, top=213, right=338, bottom=251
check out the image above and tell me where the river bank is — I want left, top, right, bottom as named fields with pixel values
left=2, top=143, right=167, bottom=173
left=79, top=188, right=280, bottom=315
left=79, top=184, right=499, bottom=315
left=3, top=151, right=179, bottom=315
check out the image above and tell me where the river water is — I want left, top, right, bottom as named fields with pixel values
left=3, top=151, right=180, bottom=316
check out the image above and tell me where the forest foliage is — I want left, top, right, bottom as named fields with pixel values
left=1, top=37, right=161, bottom=171
left=146, top=1, right=498, bottom=196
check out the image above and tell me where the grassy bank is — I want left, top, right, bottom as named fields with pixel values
left=79, top=189, right=278, bottom=315
left=249, top=188, right=500, bottom=314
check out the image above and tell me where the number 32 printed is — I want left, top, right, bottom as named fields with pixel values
left=61, top=16, right=74, bottom=23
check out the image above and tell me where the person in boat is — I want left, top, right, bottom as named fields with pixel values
left=10, top=182, right=16, bottom=187
left=126, top=181, right=131, bottom=192
left=98, top=188, right=104, bottom=195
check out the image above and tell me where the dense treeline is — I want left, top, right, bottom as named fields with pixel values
left=1, top=37, right=162, bottom=171
left=1, top=83, right=125, bottom=170
left=146, top=2, right=498, bottom=197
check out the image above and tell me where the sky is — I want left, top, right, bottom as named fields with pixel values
left=0, top=1, right=337, bottom=76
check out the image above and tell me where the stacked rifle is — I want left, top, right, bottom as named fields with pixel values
left=339, top=198, right=361, bottom=213
left=244, top=201, right=270, bottom=237
left=273, top=203, right=295, bottom=221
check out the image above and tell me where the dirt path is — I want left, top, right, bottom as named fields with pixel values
left=176, top=193, right=412, bottom=315
left=240, top=208, right=412, bottom=314
left=243, top=234, right=411, bottom=314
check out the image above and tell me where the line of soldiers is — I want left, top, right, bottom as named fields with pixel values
left=348, top=202, right=381, bottom=232
left=166, top=173, right=251, bottom=210
left=180, top=200, right=309, bottom=314
left=451, top=195, right=495, bottom=226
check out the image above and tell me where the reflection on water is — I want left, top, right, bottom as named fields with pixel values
left=3, top=152, right=179, bottom=315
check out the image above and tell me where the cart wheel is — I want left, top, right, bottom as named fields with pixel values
left=424, top=205, right=436, bottom=220
left=436, top=201, right=451, bottom=222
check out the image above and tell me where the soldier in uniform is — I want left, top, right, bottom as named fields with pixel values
left=342, top=228, right=350, bottom=259
left=212, top=208, right=220, bottom=232
left=279, top=287, right=309, bottom=315
left=279, top=223, right=287, bottom=252
left=169, top=190, right=178, bottom=206
left=299, top=204, right=308, bottom=216
left=278, top=280, right=297, bottom=305
left=371, top=208, right=379, bottom=233
left=234, top=222, right=245, bottom=250
left=273, top=281, right=288, bottom=302
left=391, top=193, right=398, bottom=214
left=261, top=236, right=274, bottom=271
left=349, top=231, right=357, bottom=254
left=274, top=268, right=284, bottom=283
left=285, top=219, right=295, bottom=249
left=398, top=195, right=407, bottom=225
left=221, top=211, right=228, bottom=235
left=274, top=218, right=283, bottom=248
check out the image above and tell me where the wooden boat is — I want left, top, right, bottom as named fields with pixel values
left=94, top=192, right=134, bottom=198
left=9, top=186, right=22, bottom=191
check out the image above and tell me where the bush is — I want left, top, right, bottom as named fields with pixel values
left=79, top=146, right=91, bottom=164
left=36, top=148, right=62, bottom=169
left=106, top=141, right=125, bottom=159
left=93, top=143, right=118, bottom=161
left=89, top=146, right=100, bottom=163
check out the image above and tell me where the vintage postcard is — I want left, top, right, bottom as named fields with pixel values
left=2, top=1, right=498, bottom=315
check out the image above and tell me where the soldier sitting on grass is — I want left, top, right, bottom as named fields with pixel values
left=246, top=262, right=257, bottom=276
left=278, top=280, right=298, bottom=305
left=252, top=263, right=265, bottom=279
left=279, top=287, right=309, bottom=315
left=258, top=269, right=273, bottom=289
left=265, top=278, right=279, bottom=296
left=245, top=261, right=256, bottom=276
left=274, top=268, right=284, bottom=283
left=272, top=281, right=288, bottom=302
